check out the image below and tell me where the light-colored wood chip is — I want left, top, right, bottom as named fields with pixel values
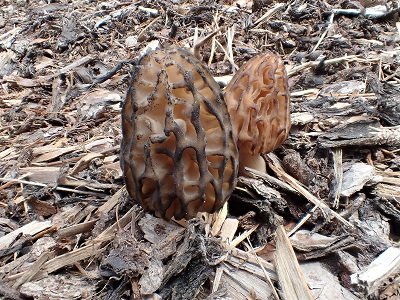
left=274, top=225, right=313, bottom=300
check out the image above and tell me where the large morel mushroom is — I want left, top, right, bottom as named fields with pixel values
left=120, top=47, right=239, bottom=220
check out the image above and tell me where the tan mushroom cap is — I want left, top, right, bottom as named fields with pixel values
left=120, top=47, right=238, bottom=220
left=224, top=51, right=291, bottom=169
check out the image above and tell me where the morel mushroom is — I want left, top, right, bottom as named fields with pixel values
left=224, top=51, right=291, bottom=172
left=121, top=47, right=238, bottom=220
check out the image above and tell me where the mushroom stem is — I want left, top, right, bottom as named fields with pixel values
left=238, top=148, right=266, bottom=174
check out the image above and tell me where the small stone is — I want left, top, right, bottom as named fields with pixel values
left=125, top=36, right=138, bottom=48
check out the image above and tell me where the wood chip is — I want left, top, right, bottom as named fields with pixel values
left=274, top=226, right=313, bottom=300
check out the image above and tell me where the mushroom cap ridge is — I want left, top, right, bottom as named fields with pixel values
left=121, top=47, right=239, bottom=220
left=224, top=51, right=291, bottom=156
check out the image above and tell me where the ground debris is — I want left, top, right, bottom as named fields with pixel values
left=0, top=0, right=399, bottom=299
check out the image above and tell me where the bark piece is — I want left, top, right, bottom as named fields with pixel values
left=301, top=261, right=360, bottom=300
left=351, top=247, right=400, bottom=296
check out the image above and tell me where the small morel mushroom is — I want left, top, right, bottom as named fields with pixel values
left=121, top=47, right=238, bottom=220
left=224, top=51, right=291, bottom=173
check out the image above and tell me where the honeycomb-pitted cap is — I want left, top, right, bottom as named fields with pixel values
left=120, top=47, right=238, bottom=220
left=224, top=51, right=291, bottom=156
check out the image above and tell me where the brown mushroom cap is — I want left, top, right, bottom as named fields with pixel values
left=120, top=47, right=238, bottom=220
left=224, top=51, right=291, bottom=156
